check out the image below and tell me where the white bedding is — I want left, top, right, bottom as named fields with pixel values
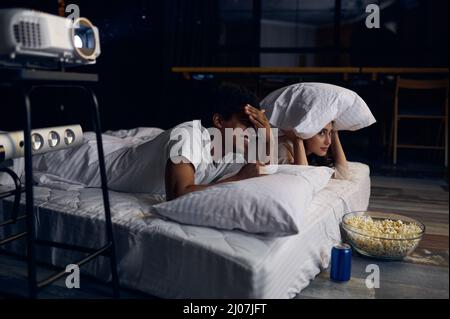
left=152, top=166, right=334, bottom=236
left=0, top=162, right=370, bottom=298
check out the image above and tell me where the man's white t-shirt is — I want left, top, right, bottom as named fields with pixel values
left=32, top=121, right=245, bottom=196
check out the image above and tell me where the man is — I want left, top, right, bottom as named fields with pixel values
left=165, top=83, right=274, bottom=200
left=31, top=84, right=275, bottom=200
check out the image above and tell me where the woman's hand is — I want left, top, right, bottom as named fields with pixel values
left=281, top=129, right=302, bottom=142
left=331, top=130, right=341, bottom=150
left=329, top=130, right=349, bottom=179
left=279, top=129, right=308, bottom=165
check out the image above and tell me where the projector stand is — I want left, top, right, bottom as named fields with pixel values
left=0, top=69, right=120, bottom=298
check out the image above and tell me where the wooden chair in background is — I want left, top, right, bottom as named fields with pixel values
left=392, top=77, right=448, bottom=167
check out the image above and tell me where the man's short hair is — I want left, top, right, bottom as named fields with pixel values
left=204, top=83, right=260, bottom=127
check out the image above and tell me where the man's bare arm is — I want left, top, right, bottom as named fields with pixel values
left=165, top=161, right=264, bottom=200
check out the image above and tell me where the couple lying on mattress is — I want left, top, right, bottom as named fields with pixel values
left=32, top=84, right=349, bottom=200
left=164, top=84, right=348, bottom=200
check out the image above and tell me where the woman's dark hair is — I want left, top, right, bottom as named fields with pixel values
left=203, top=83, right=260, bottom=127
left=307, top=151, right=335, bottom=168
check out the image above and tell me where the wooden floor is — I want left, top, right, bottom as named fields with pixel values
left=297, top=175, right=449, bottom=299
left=0, top=175, right=448, bottom=299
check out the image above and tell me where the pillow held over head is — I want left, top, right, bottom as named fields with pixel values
left=261, top=82, right=376, bottom=139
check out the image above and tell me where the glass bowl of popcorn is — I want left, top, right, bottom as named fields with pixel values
left=341, top=211, right=425, bottom=260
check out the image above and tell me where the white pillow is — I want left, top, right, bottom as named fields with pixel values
left=261, top=82, right=376, bottom=139
left=151, top=165, right=334, bottom=237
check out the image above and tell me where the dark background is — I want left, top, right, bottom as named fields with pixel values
left=0, top=0, right=448, bottom=173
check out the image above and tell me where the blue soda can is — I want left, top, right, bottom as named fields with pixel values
left=330, top=243, right=352, bottom=282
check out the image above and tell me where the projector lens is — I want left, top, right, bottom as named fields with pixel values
left=72, top=17, right=98, bottom=60
left=64, top=129, right=76, bottom=145
left=48, top=131, right=60, bottom=148
left=31, top=133, right=44, bottom=151
left=74, top=35, right=83, bottom=48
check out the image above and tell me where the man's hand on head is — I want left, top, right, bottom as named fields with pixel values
left=244, top=104, right=273, bottom=139
left=244, top=104, right=275, bottom=163
left=244, top=104, right=271, bottom=135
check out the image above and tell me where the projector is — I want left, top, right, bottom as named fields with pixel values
left=0, top=125, right=83, bottom=162
left=0, top=9, right=101, bottom=68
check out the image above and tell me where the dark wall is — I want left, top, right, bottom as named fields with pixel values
left=0, top=0, right=448, bottom=133
left=349, top=0, right=449, bottom=67
left=0, top=0, right=221, bottom=131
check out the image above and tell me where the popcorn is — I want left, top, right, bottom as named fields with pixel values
left=343, top=215, right=423, bottom=258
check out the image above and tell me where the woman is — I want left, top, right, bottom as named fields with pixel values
left=278, top=122, right=349, bottom=179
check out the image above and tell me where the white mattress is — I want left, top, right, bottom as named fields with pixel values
left=0, top=162, right=370, bottom=299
